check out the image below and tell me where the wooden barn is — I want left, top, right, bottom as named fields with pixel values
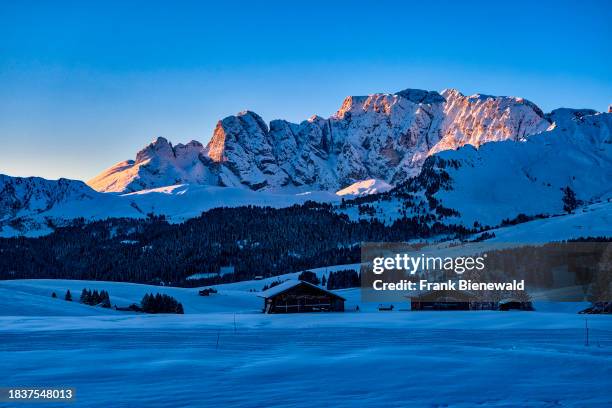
left=409, top=289, right=476, bottom=311
left=258, top=280, right=345, bottom=313
left=498, top=298, right=534, bottom=311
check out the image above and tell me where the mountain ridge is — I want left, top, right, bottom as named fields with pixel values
left=87, top=87, right=551, bottom=193
left=2, top=89, right=609, bottom=238
left=339, top=110, right=612, bottom=228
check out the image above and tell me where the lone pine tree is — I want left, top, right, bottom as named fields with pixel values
left=561, top=186, right=578, bottom=213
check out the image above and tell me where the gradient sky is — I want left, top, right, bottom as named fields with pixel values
left=1, top=0, right=610, bottom=181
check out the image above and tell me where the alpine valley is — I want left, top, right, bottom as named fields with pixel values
left=1, top=87, right=611, bottom=273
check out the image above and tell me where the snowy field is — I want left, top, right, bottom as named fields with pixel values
left=1, top=278, right=611, bottom=407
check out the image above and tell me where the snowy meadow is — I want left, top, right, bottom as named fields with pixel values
left=1, top=278, right=611, bottom=408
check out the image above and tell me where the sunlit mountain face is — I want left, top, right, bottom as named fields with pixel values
left=87, top=88, right=550, bottom=194
left=2, top=88, right=610, bottom=239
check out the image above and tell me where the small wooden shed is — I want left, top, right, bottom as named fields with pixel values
left=499, top=298, right=534, bottom=311
left=258, top=280, right=345, bottom=313
left=410, top=289, right=475, bottom=311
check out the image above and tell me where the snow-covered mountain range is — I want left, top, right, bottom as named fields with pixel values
left=0, top=176, right=96, bottom=222
left=88, top=88, right=550, bottom=193
left=340, top=108, right=612, bottom=227
left=1, top=87, right=610, bottom=238
left=0, top=177, right=342, bottom=237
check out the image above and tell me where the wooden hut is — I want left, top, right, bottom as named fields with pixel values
left=409, top=289, right=476, bottom=311
left=258, top=280, right=345, bottom=313
left=498, top=298, right=534, bottom=311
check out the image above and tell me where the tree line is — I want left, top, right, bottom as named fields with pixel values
left=0, top=203, right=472, bottom=285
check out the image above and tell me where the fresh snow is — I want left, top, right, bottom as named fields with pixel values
left=435, top=112, right=612, bottom=227
left=336, top=178, right=393, bottom=197
left=2, top=88, right=611, bottom=406
left=258, top=279, right=344, bottom=299
left=120, top=184, right=339, bottom=222
left=1, top=276, right=611, bottom=407
left=0, top=180, right=340, bottom=237
left=344, top=111, right=612, bottom=228
left=485, top=200, right=612, bottom=242
left=3, top=105, right=609, bottom=239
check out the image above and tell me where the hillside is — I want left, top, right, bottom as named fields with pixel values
left=341, top=110, right=612, bottom=227
left=0, top=180, right=339, bottom=237
left=0, top=203, right=472, bottom=283
left=1, top=95, right=609, bottom=243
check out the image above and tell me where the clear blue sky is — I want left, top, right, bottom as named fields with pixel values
left=1, top=0, right=610, bottom=180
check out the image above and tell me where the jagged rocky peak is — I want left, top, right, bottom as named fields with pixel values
left=430, top=88, right=551, bottom=154
left=88, top=133, right=217, bottom=193
left=175, top=140, right=203, bottom=150
left=334, top=95, right=365, bottom=118
left=395, top=88, right=446, bottom=104
left=442, top=88, right=546, bottom=119
left=88, top=86, right=557, bottom=193
left=205, top=110, right=270, bottom=163
left=135, top=137, right=205, bottom=163
left=334, top=88, right=445, bottom=119
left=203, top=111, right=285, bottom=190
left=207, top=121, right=228, bottom=163
left=135, top=136, right=174, bottom=163
left=343, top=111, right=612, bottom=228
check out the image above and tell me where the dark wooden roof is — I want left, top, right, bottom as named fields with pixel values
left=258, top=280, right=346, bottom=301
